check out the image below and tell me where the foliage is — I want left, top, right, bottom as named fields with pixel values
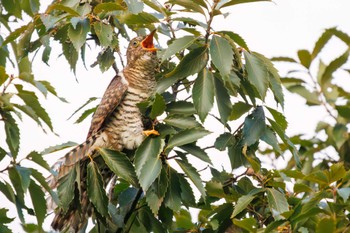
left=0, top=0, right=349, bottom=232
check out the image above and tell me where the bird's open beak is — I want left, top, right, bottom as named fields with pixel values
left=141, top=30, right=157, bottom=52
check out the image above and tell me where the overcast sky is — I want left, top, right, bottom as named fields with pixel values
left=2, top=0, right=350, bottom=231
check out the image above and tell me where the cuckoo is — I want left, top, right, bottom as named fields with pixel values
left=48, top=30, right=159, bottom=232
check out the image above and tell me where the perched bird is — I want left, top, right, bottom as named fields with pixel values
left=48, top=30, right=159, bottom=232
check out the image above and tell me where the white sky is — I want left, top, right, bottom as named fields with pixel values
left=2, top=0, right=350, bottom=231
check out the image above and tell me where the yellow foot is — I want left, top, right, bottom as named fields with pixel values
left=143, top=129, right=160, bottom=136
left=87, top=153, right=94, bottom=162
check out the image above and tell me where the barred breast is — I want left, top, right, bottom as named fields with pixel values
left=103, top=86, right=150, bottom=150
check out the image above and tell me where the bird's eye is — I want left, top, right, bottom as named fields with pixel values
left=132, top=41, right=139, bottom=47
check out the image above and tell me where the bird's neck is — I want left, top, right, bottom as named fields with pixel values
left=123, top=65, right=157, bottom=92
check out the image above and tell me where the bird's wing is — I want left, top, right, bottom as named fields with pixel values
left=87, top=75, right=128, bottom=138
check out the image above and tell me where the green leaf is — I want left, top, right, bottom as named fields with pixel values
left=169, top=0, right=205, bottom=15
left=264, top=220, right=287, bottom=233
left=174, top=209, right=194, bottom=230
left=68, top=18, right=90, bottom=52
left=97, top=48, right=115, bottom=72
left=180, top=144, right=212, bottom=164
left=134, top=137, right=163, bottom=177
left=217, top=0, right=270, bottom=9
left=0, top=66, right=9, bottom=86
left=287, top=84, right=321, bottom=105
left=260, top=127, right=281, bottom=154
left=28, top=181, right=46, bottom=227
left=162, top=36, right=198, bottom=62
left=316, top=217, right=335, bottom=233
left=266, top=107, right=287, bottom=131
left=164, top=169, right=182, bottom=212
left=166, top=128, right=211, bottom=150
left=271, top=56, right=298, bottom=63
left=28, top=151, right=50, bottom=170
left=74, top=107, right=96, bottom=124
left=229, top=101, right=252, bottom=120
left=166, top=101, right=196, bottom=115
left=139, top=154, right=162, bottom=192
left=338, top=187, right=350, bottom=202
left=164, top=115, right=200, bottom=129
left=0, top=208, right=14, bottom=224
left=93, top=2, right=125, bottom=14
left=266, top=188, right=289, bottom=220
left=40, top=14, right=66, bottom=31
left=336, top=105, right=350, bottom=119
left=119, top=12, right=159, bottom=25
left=87, top=161, right=108, bottom=216
left=311, top=28, right=350, bottom=58
left=67, top=97, right=98, bottom=120
left=255, top=53, right=284, bottom=106
left=165, top=46, right=208, bottom=79
left=329, top=162, right=346, bottom=183
left=297, top=49, right=312, bottom=68
left=2, top=112, right=20, bottom=158
left=321, top=50, right=349, bottom=87
left=0, top=181, right=15, bottom=203
left=210, top=35, right=234, bottom=78
left=125, top=0, right=144, bottom=13
left=47, top=4, right=80, bottom=16
left=333, top=124, right=348, bottom=149
left=231, top=193, right=256, bottom=218
left=150, top=93, right=166, bottom=119
left=214, top=76, right=233, bottom=124
left=294, top=183, right=313, bottom=194
left=57, top=163, right=77, bottom=212
left=178, top=173, right=196, bottom=206
left=242, top=106, right=266, bottom=146
left=232, top=218, right=257, bottom=232
left=41, top=141, right=78, bottom=155
left=2, top=0, right=22, bottom=18
left=243, top=51, right=269, bottom=99
left=99, top=148, right=138, bottom=187
left=30, top=168, right=59, bottom=205
left=93, top=22, right=113, bottom=47
left=218, top=30, right=249, bottom=51
left=192, top=68, right=215, bottom=122
left=268, top=118, right=301, bottom=169
left=62, top=39, right=78, bottom=72
left=214, top=133, right=234, bottom=151
left=15, top=84, right=53, bottom=131
left=3, top=25, right=29, bottom=46
left=8, top=167, right=25, bottom=204
left=176, top=159, right=206, bottom=198
left=145, top=167, right=168, bottom=215
left=21, top=0, right=39, bottom=16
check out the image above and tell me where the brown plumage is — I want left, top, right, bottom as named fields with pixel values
left=49, top=31, right=158, bottom=232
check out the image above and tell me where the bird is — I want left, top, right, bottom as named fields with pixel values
left=48, top=30, right=159, bottom=232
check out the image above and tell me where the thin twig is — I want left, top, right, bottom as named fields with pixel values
left=205, top=0, right=219, bottom=44
left=2, top=75, right=15, bottom=95
left=308, top=70, right=337, bottom=120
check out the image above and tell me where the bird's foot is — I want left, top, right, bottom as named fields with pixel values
left=143, top=129, right=160, bottom=136
left=87, top=153, right=94, bottom=162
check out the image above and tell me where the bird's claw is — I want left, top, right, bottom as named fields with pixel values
left=143, top=129, right=160, bottom=136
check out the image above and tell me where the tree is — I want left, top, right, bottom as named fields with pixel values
left=0, top=0, right=349, bottom=232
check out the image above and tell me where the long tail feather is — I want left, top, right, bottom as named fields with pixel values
left=47, top=134, right=99, bottom=190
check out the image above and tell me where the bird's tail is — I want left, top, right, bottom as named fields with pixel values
left=47, top=134, right=100, bottom=190
left=50, top=157, right=114, bottom=232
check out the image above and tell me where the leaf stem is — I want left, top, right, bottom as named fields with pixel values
left=308, top=70, right=337, bottom=120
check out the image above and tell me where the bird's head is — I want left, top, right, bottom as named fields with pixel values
left=126, top=30, right=158, bottom=69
